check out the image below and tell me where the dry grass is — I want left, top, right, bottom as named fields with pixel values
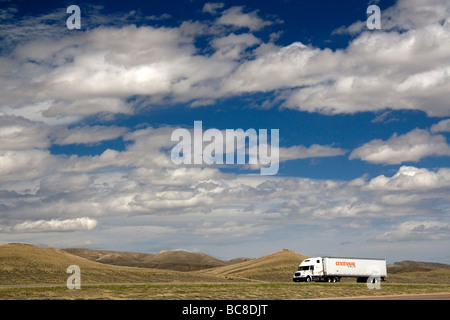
left=63, top=247, right=244, bottom=271
left=386, top=269, right=450, bottom=284
left=0, top=243, right=235, bottom=285
left=203, top=249, right=307, bottom=282
left=1, top=282, right=449, bottom=300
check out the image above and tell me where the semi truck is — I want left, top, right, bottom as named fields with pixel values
left=293, top=256, right=387, bottom=283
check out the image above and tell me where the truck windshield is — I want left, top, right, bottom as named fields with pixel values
left=298, top=266, right=313, bottom=271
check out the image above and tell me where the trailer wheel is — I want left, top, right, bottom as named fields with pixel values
left=326, top=277, right=332, bottom=283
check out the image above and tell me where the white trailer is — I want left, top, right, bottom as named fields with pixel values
left=292, top=256, right=387, bottom=283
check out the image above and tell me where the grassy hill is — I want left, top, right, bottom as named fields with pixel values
left=203, top=249, right=307, bottom=282
left=62, top=248, right=156, bottom=268
left=386, top=260, right=450, bottom=284
left=0, top=243, right=234, bottom=285
left=146, top=250, right=231, bottom=271
left=63, top=248, right=252, bottom=271
left=0, top=244, right=306, bottom=285
left=2, top=243, right=449, bottom=287
left=388, top=260, right=450, bottom=273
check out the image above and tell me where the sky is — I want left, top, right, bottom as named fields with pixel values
left=0, top=0, right=449, bottom=264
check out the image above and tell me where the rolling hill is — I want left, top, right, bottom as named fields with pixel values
left=388, top=260, right=450, bottom=273
left=3, top=243, right=449, bottom=287
left=61, top=248, right=156, bottom=267
left=386, top=260, right=450, bottom=284
left=203, top=249, right=307, bottom=282
left=0, top=243, right=305, bottom=285
left=0, top=243, right=233, bottom=285
left=63, top=248, right=252, bottom=271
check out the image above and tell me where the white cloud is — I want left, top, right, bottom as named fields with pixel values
left=146, top=13, right=171, bottom=21
left=366, top=166, right=450, bottom=190
left=52, top=125, right=127, bottom=145
left=431, top=119, right=450, bottom=133
left=216, top=6, right=272, bottom=31
left=0, top=23, right=243, bottom=122
left=1, top=1, right=449, bottom=120
left=42, top=98, right=133, bottom=118
left=202, top=2, right=224, bottom=15
left=0, top=149, right=58, bottom=182
left=59, top=127, right=177, bottom=173
left=376, top=220, right=450, bottom=241
left=334, top=0, right=450, bottom=35
left=226, top=1, right=450, bottom=116
left=279, top=144, right=346, bottom=162
left=221, top=42, right=331, bottom=94
left=39, top=173, right=93, bottom=193
left=349, top=129, right=450, bottom=164
left=191, top=221, right=269, bottom=237
left=211, top=33, right=261, bottom=60
left=11, top=217, right=98, bottom=233
left=0, top=115, right=50, bottom=149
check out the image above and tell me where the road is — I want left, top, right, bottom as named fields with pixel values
left=335, top=293, right=450, bottom=300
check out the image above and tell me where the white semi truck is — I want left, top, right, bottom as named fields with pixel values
left=293, top=256, right=387, bottom=283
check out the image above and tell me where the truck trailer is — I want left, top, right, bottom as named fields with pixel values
left=292, top=256, right=387, bottom=283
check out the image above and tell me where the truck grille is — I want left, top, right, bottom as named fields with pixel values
left=294, top=272, right=300, bottom=277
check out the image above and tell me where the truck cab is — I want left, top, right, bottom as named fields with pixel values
left=293, top=257, right=324, bottom=282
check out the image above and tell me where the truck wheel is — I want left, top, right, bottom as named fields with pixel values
left=306, top=276, right=311, bottom=283
left=326, top=277, right=332, bottom=283
left=332, top=277, right=337, bottom=283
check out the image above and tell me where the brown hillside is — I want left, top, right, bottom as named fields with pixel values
left=62, top=248, right=156, bottom=268
left=0, top=243, right=232, bottom=285
left=204, top=249, right=307, bottom=282
left=63, top=247, right=251, bottom=271
left=149, top=250, right=227, bottom=271
left=388, top=260, right=450, bottom=274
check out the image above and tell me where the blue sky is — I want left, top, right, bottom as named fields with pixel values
left=0, top=0, right=449, bottom=264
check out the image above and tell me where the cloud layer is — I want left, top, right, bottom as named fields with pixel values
left=0, top=1, right=449, bottom=261
left=1, top=0, right=450, bottom=124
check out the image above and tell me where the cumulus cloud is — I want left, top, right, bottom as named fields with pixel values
left=349, top=129, right=450, bottom=164
left=216, top=6, right=272, bottom=31
left=202, top=2, right=224, bottom=15
left=52, top=125, right=127, bottom=145
left=0, top=149, right=58, bottom=182
left=191, top=221, right=270, bottom=237
left=279, top=144, right=347, bottom=162
left=366, top=166, right=450, bottom=190
left=431, top=119, right=450, bottom=133
left=0, top=115, right=50, bottom=150
left=1, top=0, right=449, bottom=121
left=39, top=173, right=93, bottom=193
left=11, top=217, right=98, bottom=233
left=335, top=0, right=450, bottom=35
left=59, top=126, right=177, bottom=173
left=376, top=220, right=450, bottom=241
left=227, top=0, right=450, bottom=116
left=211, top=33, right=261, bottom=60
left=1, top=24, right=223, bottom=122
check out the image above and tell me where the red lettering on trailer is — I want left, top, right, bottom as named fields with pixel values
left=335, top=261, right=356, bottom=267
